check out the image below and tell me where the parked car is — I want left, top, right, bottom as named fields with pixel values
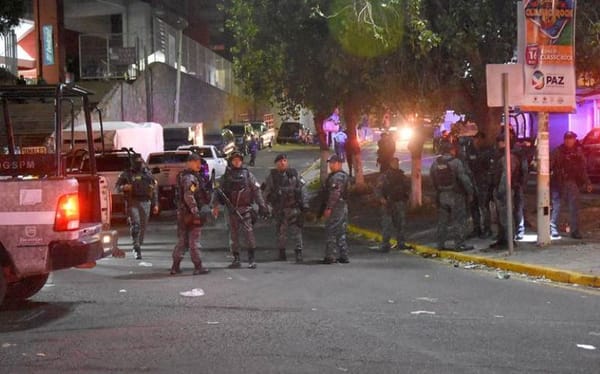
left=249, top=121, right=276, bottom=149
left=224, top=123, right=254, bottom=154
left=203, top=129, right=236, bottom=158
left=177, top=145, right=228, bottom=182
left=581, top=128, right=600, bottom=182
left=147, top=150, right=194, bottom=211
left=276, top=121, right=310, bottom=144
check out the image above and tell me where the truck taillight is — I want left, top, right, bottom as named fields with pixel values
left=54, top=193, right=80, bottom=231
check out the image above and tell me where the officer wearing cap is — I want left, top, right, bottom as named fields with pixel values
left=263, top=153, right=308, bottom=262
left=211, top=151, right=269, bottom=269
left=171, top=153, right=211, bottom=275
left=430, top=141, right=474, bottom=251
left=115, top=153, right=158, bottom=260
left=550, top=131, right=592, bottom=239
left=322, top=154, right=350, bottom=263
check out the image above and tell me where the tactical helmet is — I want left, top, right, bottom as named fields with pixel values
left=229, top=151, right=244, bottom=162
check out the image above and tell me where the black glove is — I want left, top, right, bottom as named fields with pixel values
left=259, top=205, right=270, bottom=218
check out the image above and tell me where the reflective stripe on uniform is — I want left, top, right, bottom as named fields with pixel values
left=0, top=211, right=55, bottom=225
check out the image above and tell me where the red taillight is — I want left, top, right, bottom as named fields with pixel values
left=54, top=193, right=80, bottom=231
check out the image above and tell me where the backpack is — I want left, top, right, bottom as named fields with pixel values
left=433, top=157, right=455, bottom=191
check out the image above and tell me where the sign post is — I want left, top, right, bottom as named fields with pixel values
left=503, top=73, right=515, bottom=255
left=520, top=0, right=577, bottom=246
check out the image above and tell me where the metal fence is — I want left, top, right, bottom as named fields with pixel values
left=79, top=17, right=236, bottom=95
left=79, top=33, right=142, bottom=80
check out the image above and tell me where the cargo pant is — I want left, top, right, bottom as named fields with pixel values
left=550, top=180, right=580, bottom=235
left=172, top=211, right=202, bottom=268
left=472, top=180, right=492, bottom=234
left=381, top=200, right=406, bottom=250
left=325, top=202, right=349, bottom=260
left=276, top=208, right=303, bottom=252
left=436, top=191, right=468, bottom=249
left=128, top=200, right=151, bottom=249
left=228, top=210, right=256, bottom=256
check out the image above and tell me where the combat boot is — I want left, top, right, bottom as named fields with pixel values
left=193, top=262, right=210, bottom=275
left=228, top=254, right=242, bottom=269
left=295, top=250, right=303, bottom=263
left=133, top=245, right=142, bottom=260
left=248, top=249, right=257, bottom=269
left=170, top=260, right=182, bottom=275
left=277, top=248, right=287, bottom=261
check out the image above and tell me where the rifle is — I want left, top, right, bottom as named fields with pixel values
left=214, top=187, right=253, bottom=231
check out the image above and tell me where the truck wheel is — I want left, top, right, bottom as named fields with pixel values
left=5, top=273, right=49, bottom=302
left=0, top=269, right=6, bottom=305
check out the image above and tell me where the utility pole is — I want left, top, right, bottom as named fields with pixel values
left=536, top=112, right=551, bottom=246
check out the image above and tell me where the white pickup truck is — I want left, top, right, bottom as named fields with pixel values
left=177, top=145, right=227, bottom=181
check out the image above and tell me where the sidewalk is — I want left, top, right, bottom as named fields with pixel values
left=306, top=136, right=600, bottom=288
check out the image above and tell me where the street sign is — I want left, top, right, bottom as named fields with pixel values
left=486, top=64, right=523, bottom=108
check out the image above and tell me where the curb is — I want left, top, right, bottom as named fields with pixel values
left=347, top=224, right=600, bottom=288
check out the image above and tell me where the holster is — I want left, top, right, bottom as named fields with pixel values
left=183, top=213, right=204, bottom=227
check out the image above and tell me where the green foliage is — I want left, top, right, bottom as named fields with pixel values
left=0, top=0, right=25, bottom=35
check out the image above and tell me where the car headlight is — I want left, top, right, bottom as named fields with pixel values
left=400, top=127, right=413, bottom=141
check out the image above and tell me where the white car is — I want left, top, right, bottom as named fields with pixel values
left=177, top=145, right=228, bottom=181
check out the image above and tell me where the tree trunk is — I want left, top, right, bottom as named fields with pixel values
left=343, top=103, right=366, bottom=190
left=410, top=155, right=422, bottom=208
left=320, top=149, right=330, bottom=187
left=315, top=113, right=330, bottom=187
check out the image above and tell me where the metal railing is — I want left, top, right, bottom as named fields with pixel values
left=79, top=17, right=236, bottom=94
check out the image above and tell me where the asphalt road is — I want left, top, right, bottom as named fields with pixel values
left=1, top=145, right=599, bottom=373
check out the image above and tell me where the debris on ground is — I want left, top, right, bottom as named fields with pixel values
left=119, top=289, right=127, bottom=293
left=576, top=344, right=596, bottom=350
left=410, top=310, right=436, bottom=315
left=415, top=297, right=438, bottom=303
left=496, top=272, right=511, bottom=280
left=138, top=262, right=153, bottom=267
left=180, top=288, right=205, bottom=297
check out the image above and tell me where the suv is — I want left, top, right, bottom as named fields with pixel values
left=277, top=122, right=309, bottom=144
left=203, top=129, right=236, bottom=157
left=0, top=85, right=116, bottom=305
left=581, top=128, right=600, bottom=182
left=249, top=121, right=276, bottom=149
left=224, top=123, right=254, bottom=154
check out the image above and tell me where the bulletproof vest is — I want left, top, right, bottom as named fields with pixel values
left=433, top=157, right=456, bottom=191
left=176, top=170, right=210, bottom=209
left=270, top=168, right=301, bottom=208
left=327, top=171, right=349, bottom=200
left=382, top=169, right=409, bottom=202
left=130, top=169, right=154, bottom=200
left=222, top=168, right=253, bottom=206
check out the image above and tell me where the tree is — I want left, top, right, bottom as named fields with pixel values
left=0, top=0, right=25, bottom=35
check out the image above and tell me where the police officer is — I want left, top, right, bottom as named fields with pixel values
left=375, top=157, right=411, bottom=251
left=115, top=153, right=158, bottom=260
left=211, top=151, right=269, bottom=269
left=170, top=153, right=211, bottom=275
left=550, top=131, right=592, bottom=239
left=461, top=132, right=494, bottom=238
left=491, top=133, right=522, bottom=248
left=430, top=142, right=474, bottom=251
left=377, top=132, right=396, bottom=173
left=263, top=153, right=307, bottom=262
left=248, top=135, right=259, bottom=166
left=322, top=154, right=350, bottom=264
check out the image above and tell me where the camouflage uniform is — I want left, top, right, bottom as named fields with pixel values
left=375, top=168, right=411, bottom=251
left=323, top=170, right=350, bottom=262
left=430, top=154, right=474, bottom=250
left=115, top=166, right=158, bottom=259
left=212, top=166, right=268, bottom=268
left=263, top=168, right=307, bottom=262
left=462, top=143, right=494, bottom=237
left=171, top=169, right=211, bottom=274
left=550, top=144, right=590, bottom=237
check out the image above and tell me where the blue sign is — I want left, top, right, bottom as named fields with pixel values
left=42, top=25, right=54, bottom=66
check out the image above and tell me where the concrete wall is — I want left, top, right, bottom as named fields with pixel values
left=81, top=62, right=247, bottom=133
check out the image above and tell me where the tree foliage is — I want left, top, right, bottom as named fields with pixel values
left=0, top=0, right=25, bottom=35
